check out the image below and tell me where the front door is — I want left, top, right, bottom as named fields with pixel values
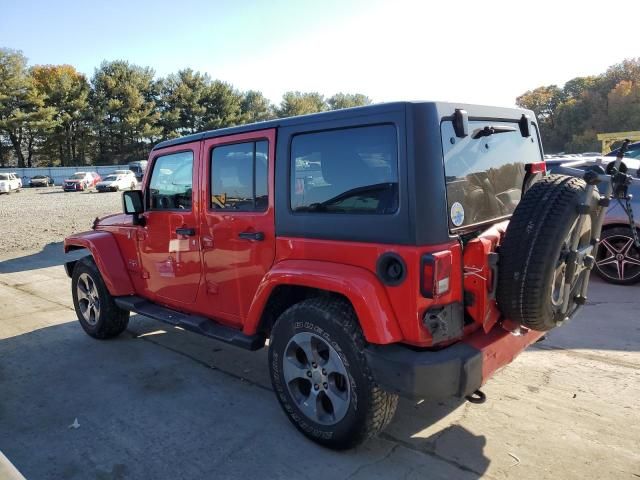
left=200, top=130, right=276, bottom=325
left=138, top=143, right=202, bottom=305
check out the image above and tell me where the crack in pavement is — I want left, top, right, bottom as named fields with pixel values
left=379, top=432, right=492, bottom=478
left=0, top=278, right=73, bottom=312
left=129, top=329, right=274, bottom=393
left=345, top=444, right=400, bottom=480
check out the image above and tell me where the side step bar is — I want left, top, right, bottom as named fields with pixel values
left=114, top=295, right=265, bottom=351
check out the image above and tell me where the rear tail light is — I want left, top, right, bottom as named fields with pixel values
left=421, top=251, right=452, bottom=298
left=526, top=162, right=546, bottom=174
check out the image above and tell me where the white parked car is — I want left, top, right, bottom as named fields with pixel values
left=95, top=171, right=138, bottom=192
left=0, top=173, right=21, bottom=193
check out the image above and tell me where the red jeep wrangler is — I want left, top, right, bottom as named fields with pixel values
left=64, top=102, right=602, bottom=449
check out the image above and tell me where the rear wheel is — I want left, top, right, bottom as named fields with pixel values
left=71, top=257, right=129, bottom=339
left=594, top=227, right=640, bottom=284
left=497, top=175, right=598, bottom=331
left=268, top=297, right=398, bottom=449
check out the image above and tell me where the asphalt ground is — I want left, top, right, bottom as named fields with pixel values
left=0, top=245, right=638, bottom=479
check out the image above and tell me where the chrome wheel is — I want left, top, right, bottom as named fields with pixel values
left=76, top=273, right=101, bottom=325
left=283, top=332, right=350, bottom=426
left=596, top=234, right=640, bottom=282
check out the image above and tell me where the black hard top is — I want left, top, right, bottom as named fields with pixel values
left=152, top=101, right=535, bottom=151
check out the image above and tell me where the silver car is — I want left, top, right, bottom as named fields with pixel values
left=547, top=157, right=640, bottom=284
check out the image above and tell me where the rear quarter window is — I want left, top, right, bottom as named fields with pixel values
left=290, top=124, right=398, bottom=214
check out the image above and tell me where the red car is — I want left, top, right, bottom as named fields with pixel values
left=63, top=171, right=101, bottom=191
left=64, top=102, right=608, bottom=449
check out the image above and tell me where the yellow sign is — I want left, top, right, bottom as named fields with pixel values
left=596, top=131, right=640, bottom=153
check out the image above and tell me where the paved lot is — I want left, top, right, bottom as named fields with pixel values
left=0, top=246, right=638, bottom=479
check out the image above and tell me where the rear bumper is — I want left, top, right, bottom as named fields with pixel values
left=366, top=325, right=544, bottom=400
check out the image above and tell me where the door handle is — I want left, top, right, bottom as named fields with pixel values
left=201, top=236, right=214, bottom=249
left=176, top=227, right=196, bottom=236
left=238, top=231, right=265, bottom=241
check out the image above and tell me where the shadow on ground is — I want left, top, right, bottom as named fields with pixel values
left=0, top=242, right=86, bottom=274
left=0, top=318, right=489, bottom=480
left=534, top=277, right=640, bottom=353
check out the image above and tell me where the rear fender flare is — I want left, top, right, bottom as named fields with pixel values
left=64, top=231, right=135, bottom=296
left=244, top=259, right=404, bottom=344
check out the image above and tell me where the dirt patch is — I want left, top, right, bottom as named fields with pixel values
left=0, top=187, right=122, bottom=254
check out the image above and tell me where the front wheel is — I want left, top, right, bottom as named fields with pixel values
left=71, top=257, right=129, bottom=339
left=268, top=298, right=398, bottom=450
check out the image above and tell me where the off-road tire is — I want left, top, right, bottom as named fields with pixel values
left=268, top=297, right=398, bottom=449
left=71, top=256, right=129, bottom=339
left=497, top=174, right=597, bottom=331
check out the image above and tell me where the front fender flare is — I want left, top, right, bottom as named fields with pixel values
left=244, top=259, right=404, bottom=344
left=64, top=231, right=135, bottom=296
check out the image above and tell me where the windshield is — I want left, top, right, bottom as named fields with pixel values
left=103, top=175, right=119, bottom=181
left=71, top=173, right=86, bottom=179
left=442, top=119, right=542, bottom=230
left=618, top=147, right=640, bottom=159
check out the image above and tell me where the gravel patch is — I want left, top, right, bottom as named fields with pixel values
left=0, top=187, right=123, bottom=254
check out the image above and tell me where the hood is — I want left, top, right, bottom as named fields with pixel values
left=94, top=213, right=133, bottom=228
left=64, top=179, right=82, bottom=183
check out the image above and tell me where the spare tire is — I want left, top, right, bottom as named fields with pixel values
left=497, top=174, right=598, bottom=331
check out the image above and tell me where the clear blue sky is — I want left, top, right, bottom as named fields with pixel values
left=2, top=0, right=639, bottom=106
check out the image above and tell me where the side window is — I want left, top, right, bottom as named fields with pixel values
left=211, top=140, right=268, bottom=211
left=148, top=151, right=193, bottom=210
left=290, top=124, right=398, bottom=214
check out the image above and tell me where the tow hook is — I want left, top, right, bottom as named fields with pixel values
left=465, top=390, right=487, bottom=404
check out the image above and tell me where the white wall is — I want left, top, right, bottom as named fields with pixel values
left=0, top=166, right=130, bottom=186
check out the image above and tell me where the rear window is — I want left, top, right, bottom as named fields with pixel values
left=442, top=120, right=542, bottom=229
left=290, top=124, right=398, bottom=214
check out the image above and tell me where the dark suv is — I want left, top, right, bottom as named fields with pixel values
left=64, top=102, right=600, bottom=449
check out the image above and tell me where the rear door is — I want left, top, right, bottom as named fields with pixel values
left=137, top=142, right=202, bottom=305
left=200, top=129, right=276, bottom=326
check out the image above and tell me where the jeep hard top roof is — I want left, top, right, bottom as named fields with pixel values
left=153, top=101, right=537, bottom=151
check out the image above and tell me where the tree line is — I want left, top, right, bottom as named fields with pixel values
left=0, top=48, right=372, bottom=167
left=516, top=58, right=640, bottom=153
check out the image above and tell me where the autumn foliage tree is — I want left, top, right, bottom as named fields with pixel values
left=30, top=64, right=91, bottom=165
left=0, top=48, right=376, bottom=166
left=0, top=48, right=55, bottom=167
left=16, top=46, right=640, bottom=164
left=517, top=57, right=640, bottom=153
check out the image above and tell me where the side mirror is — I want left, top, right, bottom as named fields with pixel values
left=122, top=190, right=145, bottom=225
